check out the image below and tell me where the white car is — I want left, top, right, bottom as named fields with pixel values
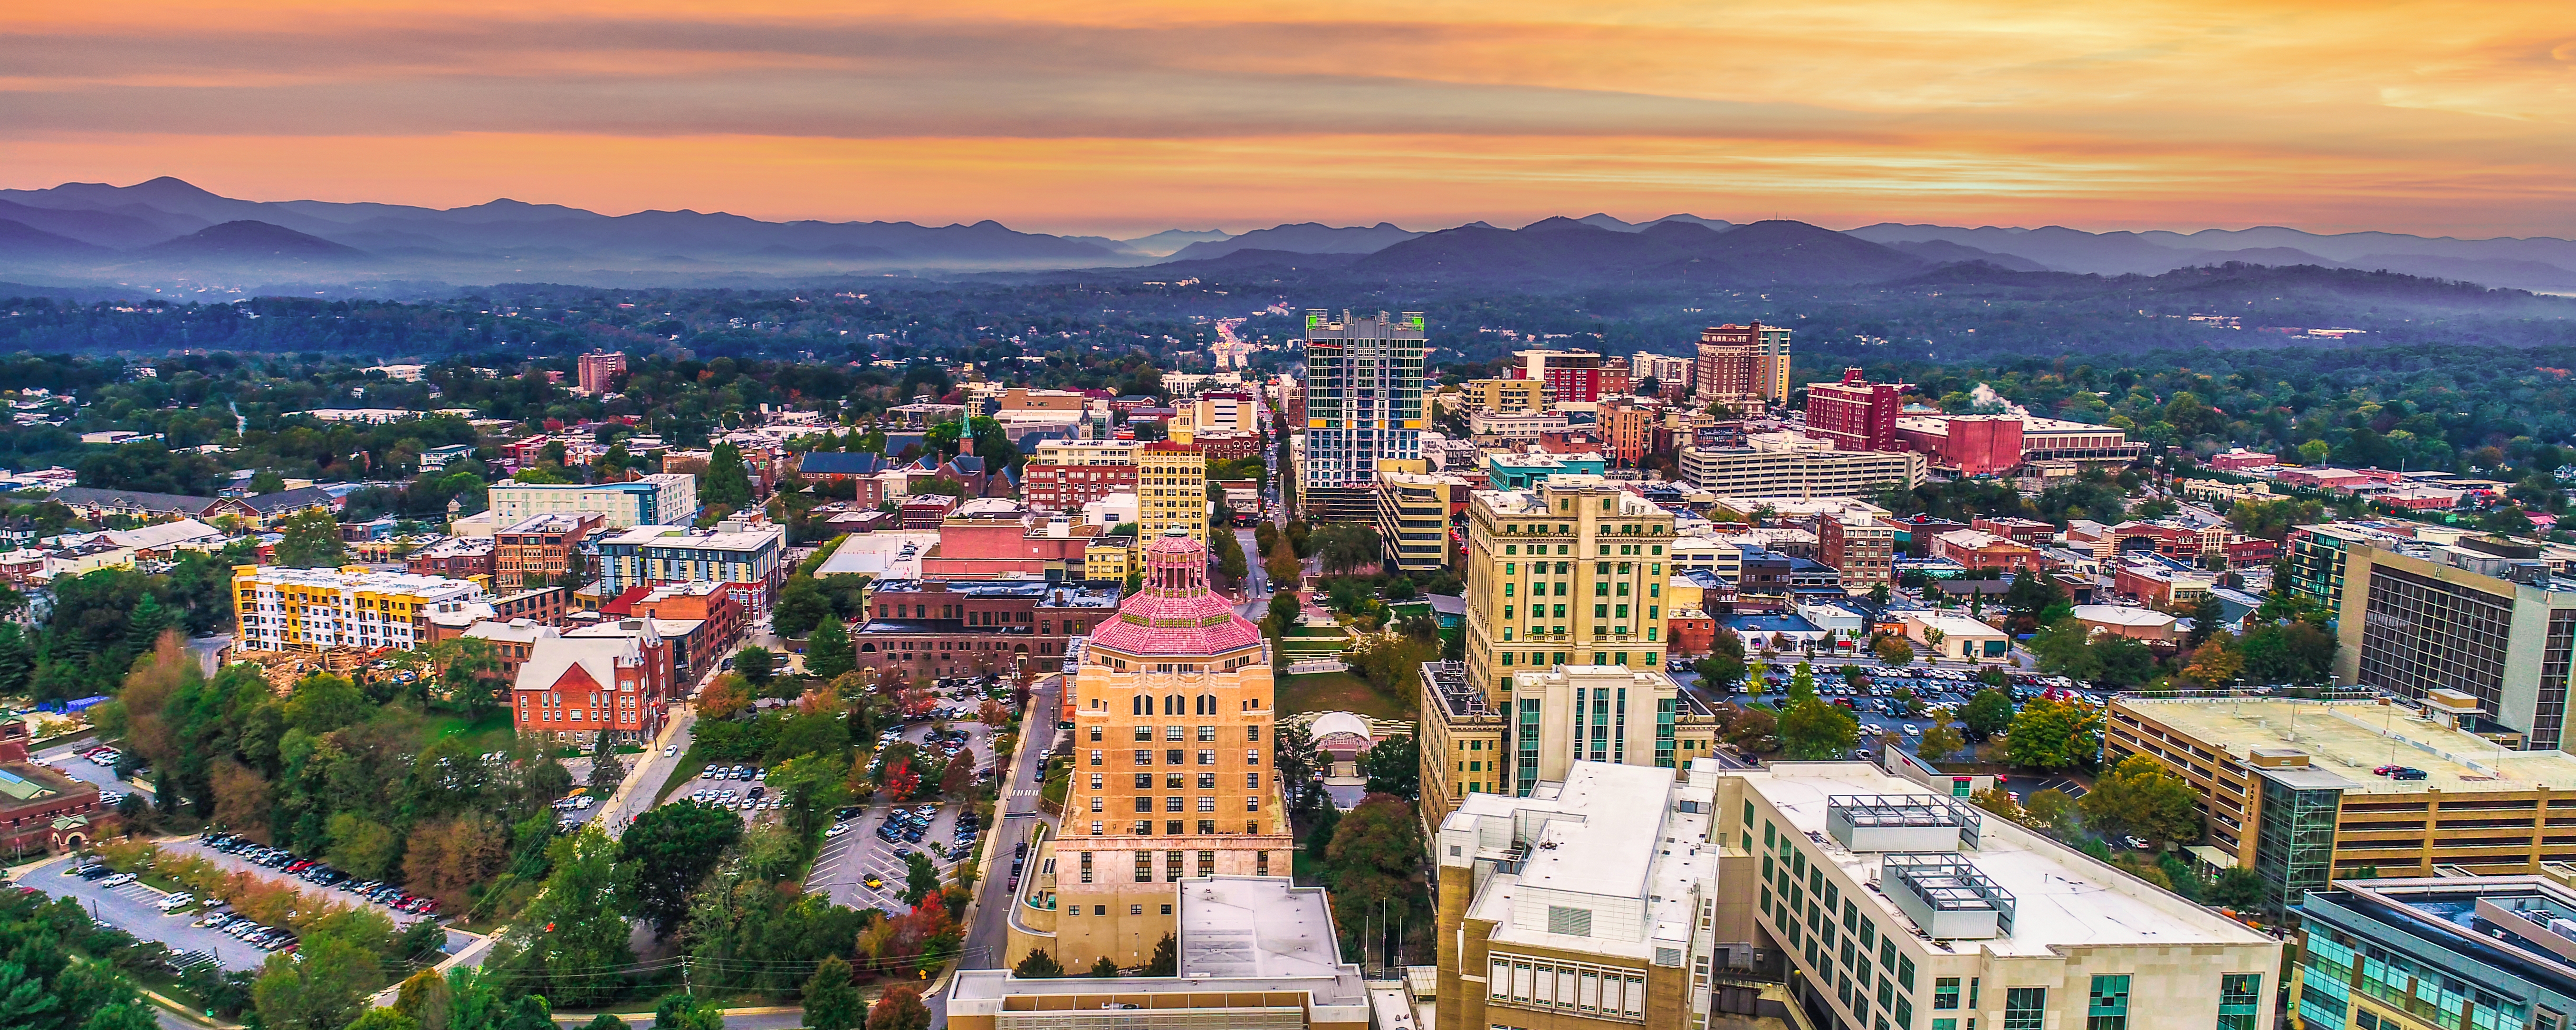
left=101, top=873, right=136, bottom=887
left=159, top=893, right=194, bottom=912
left=665, top=745, right=678, bottom=757
left=826, top=824, right=850, bottom=838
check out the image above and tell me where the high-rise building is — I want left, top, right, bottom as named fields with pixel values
left=1596, top=396, right=1658, bottom=467
left=1729, top=763, right=2281, bottom=1030
left=1631, top=351, right=1695, bottom=400
left=1418, top=477, right=1728, bottom=822
left=575, top=351, right=627, bottom=396
left=1301, top=310, right=1426, bottom=519
left=1693, top=323, right=1791, bottom=408
left=1805, top=367, right=1908, bottom=451
left=1136, top=442, right=1209, bottom=545
left=2302, top=528, right=2576, bottom=751
left=1033, top=533, right=1291, bottom=969
left=233, top=565, right=491, bottom=653
left=1375, top=471, right=1471, bottom=573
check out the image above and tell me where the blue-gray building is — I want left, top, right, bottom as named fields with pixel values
left=2297, top=876, right=2576, bottom=1030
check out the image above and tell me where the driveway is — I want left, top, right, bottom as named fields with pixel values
left=21, top=854, right=267, bottom=971
left=32, top=739, right=152, bottom=801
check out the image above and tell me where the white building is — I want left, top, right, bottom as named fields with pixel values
left=487, top=473, right=697, bottom=529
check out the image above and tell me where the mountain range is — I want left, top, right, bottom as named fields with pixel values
left=2, top=177, right=2574, bottom=294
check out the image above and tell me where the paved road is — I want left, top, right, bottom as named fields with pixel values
left=959, top=673, right=1062, bottom=969
left=600, top=705, right=698, bottom=837
left=22, top=853, right=267, bottom=972
left=158, top=838, right=434, bottom=926
left=33, top=737, right=152, bottom=801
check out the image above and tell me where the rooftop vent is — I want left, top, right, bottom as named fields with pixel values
left=1827, top=794, right=1977, bottom=852
left=1880, top=853, right=2014, bottom=940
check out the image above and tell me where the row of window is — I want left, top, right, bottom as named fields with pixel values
left=1074, top=819, right=1264, bottom=839
left=1487, top=954, right=1648, bottom=1021
left=1087, top=749, right=1261, bottom=767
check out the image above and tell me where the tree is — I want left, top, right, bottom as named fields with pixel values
left=868, top=987, right=931, bottom=1030
left=251, top=932, right=382, bottom=1030
left=1360, top=734, right=1419, bottom=801
left=803, top=956, right=864, bottom=1030
left=653, top=994, right=725, bottom=1030
left=770, top=753, right=853, bottom=838
left=806, top=618, right=855, bottom=681
left=737, top=645, right=776, bottom=689
left=904, top=851, right=943, bottom=907
left=274, top=508, right=349, bottom=568
left=2022, top=788, right=2080, bottom=837
left=2080, top=755, right=2204, bottom=846
left=1960, top=689, right=2014, bottom=743
left=1778, top=696, right=1858, bottom=760
left=1089, top=956, right=1122, bottom=978
left=587, top=733, right=628, bottom=796
left=1917, top=715, right=1965, bottom=764
left=1144, top=934, right=1178, bottom=976
left=1871, top=635, right=1914, bottom=667
left=702, top=443, right=754, bottom=508
left=772, top=575, right=834, bottom=638
left=2187, top=593, right=2226, bottom=647
left=2002, top=697, right=2103, bottom=772
left=1014, top=949, right=1066, bottom=978
left=488, top=825, right=634, bottom=1006
left=2207, top=867, right=2267, bottom=909
left=619, top=800, right=745, bottom=936
left=1312, top=523, right=1383, bottom=576
left=2183, top=635, right=2246, bottom=689
left=1969, top=786, right=2023, bottom=822
left=347, top=1011, right=422, bottom=1030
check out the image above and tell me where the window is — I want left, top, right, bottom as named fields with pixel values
left=2004, top=989, right=2047, bottom=1030
left=1090, top=750, right=1103, bottom=766
left=1198, top=725, right=1216, bottom=741
left=1167, top=725, right=1187, bottom=741
left=1135, top=726, right=1154, bottom=741
left=1134, top=773, right=1153, bottom=789
left=2218, top=975, right=2260, bottom=1030
left=2088, top=976, right=2130, bottom=1030
left=1079, top=851, right=1093, bottom=884
left=1247, top=773, right=1261, bottom=789
left=1090, top=798, right=1102, bottom=812
left=1246, top=749, right=1261, bottom=765
left=1134, top=797, right=1153, bottom=812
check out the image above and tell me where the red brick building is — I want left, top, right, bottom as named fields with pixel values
left=0, top=723, right=115, bottom=854
left=1190, top=430, right=1262, bottom=461
left=495, top=512, right=604, bottom=591
left=1896, top=415, right=2024, bottom=476
left=920, top=501, right=1099, bottom=579
left=2208, top=448, right=2277, bottom=471
left=407, top=537, right=495, bottom=580
left=510, top=626, right=677, bottom=744
left=901, top=494, right=960, bottom=530
left=854, top=578, right=1122, bottom=678
left=1804, top=368, right=1907, bottom=451
left=1512, top=349, right=1604, bottom=403
left=599, top=580, right=744, bottom=684
left=1933, top=528, right=2041, bottom=573
left=1596, top=399, right=1657, bottom=468
left=1970, top=516, right=2057, bottom=548
left=1666, top=608, right=1717, bottom=657
left=1024, top=462, right=1138, bottom=513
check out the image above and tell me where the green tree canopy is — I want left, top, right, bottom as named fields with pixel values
left=2002, top=697, right=2104, bottom=772
left=619, top=800, right=746, bottom=936
left=1778, top=696, right=1858, bottom=761
left=2080, top=755, right=2204, bottom=846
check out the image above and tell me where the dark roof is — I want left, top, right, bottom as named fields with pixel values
left=49, top=486, right=216, bottom=514
left=950, top=454, right=987, bottom=475
left=228, top=486, right=337, bottom=515
left=799, top=451, right=888, bottom=476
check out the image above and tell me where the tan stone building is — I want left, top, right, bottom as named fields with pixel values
left=1137, top=443, right=1209, bottom=546
left=1011, top=532, right=1290, bottom=971
left=1465, top=378, right=1546, bottom=414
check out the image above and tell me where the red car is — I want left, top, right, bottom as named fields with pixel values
left=284, top=860, right=315, bottom=873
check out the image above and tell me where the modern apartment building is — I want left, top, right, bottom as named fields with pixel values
left=1725, top=762, right=2282, bottom=1030
left=2293, top=876, right=2576, bottom=1030
left=233, top=565, right=491, bottom=653
left=1678, top=440, right=1925, bottom=499
left=1136, top=442, right=1209, bottom=545
left=1597, top=397, right=1658, bottom=468
left=1024, top=533, right=1291, bottom=970
left=1464, top=378, right=1546, bottom=414
left=1470, top=410, right=1572, bottom=440
left=2106, top=696, right=2576, bottom=912
left=1417, top=660, right=1723, bottom=826
left=487, top=473, right=698, bottom=529
left=1435, top=761, right=1726, bottom=1030
left=1301, top=310, right=1426, bottom=519
left=2313, top=530, right=2576, bottom=751
left=1694, top=323, right=1792, bottom=408
left=1486, top=451, right=1609, bottom=489
left=595, top=519, right=787, bottom=615
left=1021, top=440, right=1142, bottom=513
left=1805, top=368, right=1908, bottom=452
left=1376, top=471, right=1471, bottom=573
left=965, top=877, right=1367, bottom=1030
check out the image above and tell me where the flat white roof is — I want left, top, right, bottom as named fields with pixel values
left=1746, top=764, right=2272, bottom=954
left=1178, top=876, right=1350, bottom=983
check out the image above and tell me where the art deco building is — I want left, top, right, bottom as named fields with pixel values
left=1013, top=531, right=1291, bottom=970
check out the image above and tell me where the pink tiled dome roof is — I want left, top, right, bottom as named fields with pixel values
left=1089, top=531, right=1265, bottom=658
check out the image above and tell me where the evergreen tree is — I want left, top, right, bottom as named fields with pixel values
left=1089, top=956, right=1121, bottom=978
left=1144, top=934, right=1178, bottom=976
left=802, top=956, right=864, bottom=1030
left=702, top=443, right=754, bottom=508
left=126, top=593, right=172, bottom=649
left=1013, top=950, right=1066, bottom=978
left=0, top=623, right=31, bottom=696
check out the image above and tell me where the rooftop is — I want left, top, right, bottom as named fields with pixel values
left=1445, top=761, right=1719, bottom=961
left=2311, top=876, right=2576, bottom=996
left=600, top=523, right=784, bottom=551
left=868, top=578, right=1120, bottom=607
left=1745, top=763, right=2273, bottom=954
left=237, top=564, right=486, bottom=597
left=2115, top=696, right=2576, bottom=795
left=1176, top=876, right=1353, bottom=984
left=1422, top=660, right=1498, bottom=719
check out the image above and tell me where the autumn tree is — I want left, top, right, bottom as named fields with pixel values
left=2080, top=755, right=2203, bottom=846
left=868, top=987, right=931, bottom=1030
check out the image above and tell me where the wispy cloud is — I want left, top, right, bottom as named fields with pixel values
left=3, top=1, right=2571, bottom=235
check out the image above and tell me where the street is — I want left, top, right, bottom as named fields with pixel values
left=33, top=736, right=153, bottom=802
left=957, top=672, right=1062, bottom=971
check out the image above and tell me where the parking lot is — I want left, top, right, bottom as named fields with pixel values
left=32, top=740, right=147, bottom=807
left=1677, top=660, right=2105, bottom=758
left=160, top=836, right=439, bottom=924
left=23, top=854, right=267, bottom=972
left=802, top=691, right=1008, bottom=914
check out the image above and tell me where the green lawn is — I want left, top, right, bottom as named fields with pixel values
left=654, top=744, right=714, bottom=805
left=1279, top=670, right=1412, bottom=720
left=424, top=709, right=515, bottom=751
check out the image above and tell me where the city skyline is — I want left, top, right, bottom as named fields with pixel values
left=9, top=1, right=2572, bottom=238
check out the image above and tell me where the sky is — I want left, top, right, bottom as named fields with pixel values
left=6, top=0, right=2574, bottom=238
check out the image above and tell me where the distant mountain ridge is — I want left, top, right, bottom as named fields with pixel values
left=0, top=176, right=2571, bottom=292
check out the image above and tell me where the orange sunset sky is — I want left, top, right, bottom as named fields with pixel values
left=7, top=0, right=2575, bottom=238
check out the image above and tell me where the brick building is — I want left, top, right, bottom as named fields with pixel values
left=1023, top=441, right=1141, bottom=513
left=1817, top=512, right=1897, bottom=587
left=1511, top=349, right=1604, bottom=403
left=598, top=580, right=743, bottom=684
left=1802, top=367, right=1907, bottom=451
left=407, top=537, right=495, bottom=580
left=919, top=499, right=1099, bottom=579
left=0, top=722, right=115, bottom=854
left=510, top=624, right=677, bottom=744
left=854, top=578, right=1122, bottom=678
left=576, top=351, right=626, bottom=395
left=494, top=512, right=604, bottom=591
left=1594, top=397, right=1657, bottom=468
